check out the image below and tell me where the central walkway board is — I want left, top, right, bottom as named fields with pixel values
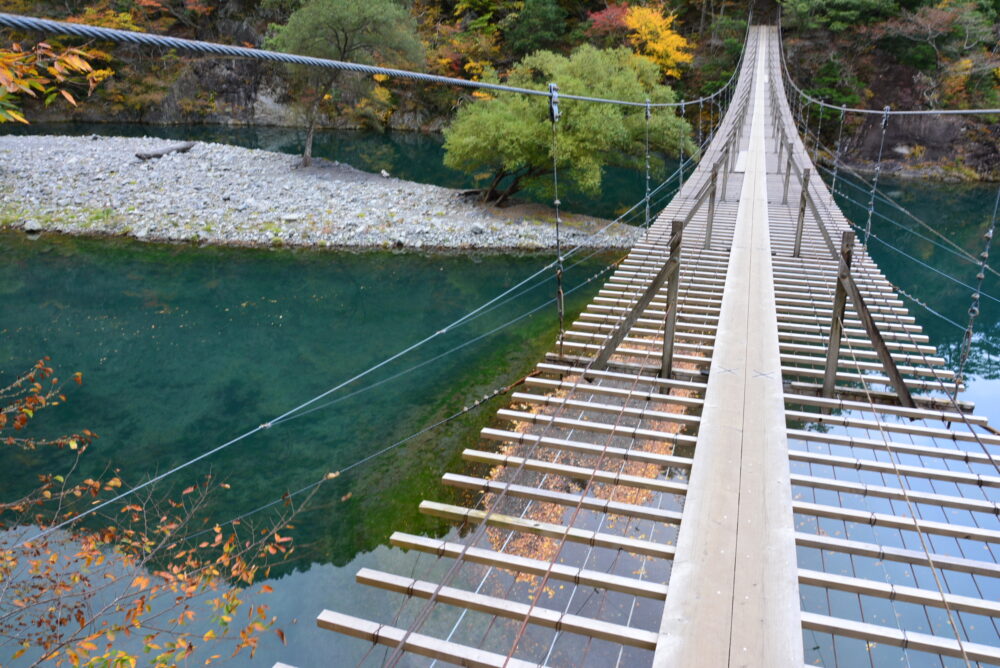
left=309, top=25, right=1000, bottom=668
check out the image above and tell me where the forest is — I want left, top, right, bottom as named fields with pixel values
left=2, top=0, right=996, bottom=137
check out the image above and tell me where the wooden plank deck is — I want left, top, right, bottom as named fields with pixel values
left=301, top=24, right=1000, bottom=668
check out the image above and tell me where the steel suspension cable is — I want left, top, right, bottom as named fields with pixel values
left=645, top=99, right=652, bottom=229
left=837, top=314, right=973, bottom=667
left=955, top=184, right=1000, bottom=396
left=864, top=107, right=889, bottom=251
left=549, top=84, right=566, bottom=357
left=184, top=256, right=627, bottom=543
left=0, top=12, right=746, bottom=111
left=830, top=108, right=846, bottom=195
left=803, top=129, right=1000, bottom=278
left=384, top=44, right=753, bottom=666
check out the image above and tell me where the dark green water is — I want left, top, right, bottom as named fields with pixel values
left=0, top=231, right=622, bottom=663
left=2, top=122, right=674, bottom=220
left=1, top=123, right=998, bottom=665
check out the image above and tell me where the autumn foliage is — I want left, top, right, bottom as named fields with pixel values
left=0, top=359, right=299, bottom=666
left=0, top=41, right=112, bottom=124
left=585, top=3, right=693, bottom=78
left=624, top=5, right=692, bottom=78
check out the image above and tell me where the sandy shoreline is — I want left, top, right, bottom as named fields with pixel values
left=0, top=135, right=641, bottom=252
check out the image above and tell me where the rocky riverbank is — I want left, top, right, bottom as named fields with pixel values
left=0, top=135, right=640, bottom=251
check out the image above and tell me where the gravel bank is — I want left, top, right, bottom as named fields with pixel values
left=0, top=135, right=640, bottom=251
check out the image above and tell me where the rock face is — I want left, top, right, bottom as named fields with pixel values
left=0, top=135, right=640, bottom=251
left=843, top=113, right=999, bottom=181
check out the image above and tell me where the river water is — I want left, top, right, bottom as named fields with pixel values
left=1, top=124, right=997, bottom=665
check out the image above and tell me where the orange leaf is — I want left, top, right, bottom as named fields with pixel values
left=60, top=88, right=77, bottom=106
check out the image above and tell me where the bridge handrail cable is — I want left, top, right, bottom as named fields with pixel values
left=776, top=13, right=1000, bottom=116
left=1, top=12, right=749, bottom=110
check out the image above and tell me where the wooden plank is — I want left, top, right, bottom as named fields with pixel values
left=787, top=448, right=1000, bottom=487
left=794, top=532, right=1000, bottom=576
left=390, top=532, right=668, bottom=599
left=419, top=501, right=676, bottom=559
left=789, top=473, right=1000, bottom=514
left=495, top=409, right=699, bottom=447
left=793, top=501, right=1000, bottom=544
left=355, top=568, right=659, bottom=649
left=800, top=612, right=1000, bottom=664
left=654, top=30, right=803, bottom=667
left=535, top=362, right=707, bottom=392
left=798, top=568, right=1000, bottom=617
left=523, top=376, right=705, bottom=408
left=787, top=427, right=1000, bottom=464
left=461, top=449, right=689, bottom=495
left=783, top=394, right=984, bottom=424
left=786, top=412, right=1000, bottom=446
left=479, top=427, right=694, bottom=469
left=316, top=610, right=540, bottom=668
left=442, top=473, right=683, bottom=523
left=509, top=391, right=701, bottom=427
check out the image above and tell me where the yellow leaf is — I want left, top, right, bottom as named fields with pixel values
left=69, top=440, right=78, bottom=450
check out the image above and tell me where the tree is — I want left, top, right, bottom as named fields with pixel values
left=443, top=45, right=694, bottom=205
left=584, top=3, right=692, bottom=79
left=624, top=4, right=693, bottom=78
left=780, top=0, right=901, bottom=32
left=0, top=41, right=112, bottom=124
left=503, top=0, right=567, bottom=59
left=266, top=0, right=424, bottom=166
left=585, top=3, right=630, bottom=48
left=0, top=359, right=305, bottom=665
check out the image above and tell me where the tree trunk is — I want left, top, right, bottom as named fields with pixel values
left=301, top=94, right=325, bottom=168
left=481, top=169, right=508, bottom=202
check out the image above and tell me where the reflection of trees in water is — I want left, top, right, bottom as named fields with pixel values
left=831, top=174, right=1000, bottom=380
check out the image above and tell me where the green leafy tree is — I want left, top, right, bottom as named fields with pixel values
left=443, top=44, right=694, bottom=205
left=503, top=0, right=568, bottom=59
left=781, top=0, right=900, bottom=32
left=266, top=0, right=423, bottom=166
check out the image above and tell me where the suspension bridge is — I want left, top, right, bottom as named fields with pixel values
left=3, top=12, right=1000, bottom=668
left=300, top=25, right=1000, bottom=667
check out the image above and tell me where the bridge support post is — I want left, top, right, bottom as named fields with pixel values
left=793, top=168, right=811, bottom=257
left=776, top=130, right=784, bottom=172
left=781, top=148, right=793, bottom=204
left=721, top=149, right=730, bottom=202
left=704, top=166, right=718, bottom=250
left=822, top=231, right=853, bottom=398
left=660, top=220, right=683, bottom=379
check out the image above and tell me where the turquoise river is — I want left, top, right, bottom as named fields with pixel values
left=1, top=125, right=997, bottom=666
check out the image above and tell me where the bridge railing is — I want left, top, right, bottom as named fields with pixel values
left=767, top=41, right=917, bottom=408
left=585, top=38, right=758, bottom=381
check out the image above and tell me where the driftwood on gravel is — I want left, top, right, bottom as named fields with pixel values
left=135, top=142, right=196, bottom=161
